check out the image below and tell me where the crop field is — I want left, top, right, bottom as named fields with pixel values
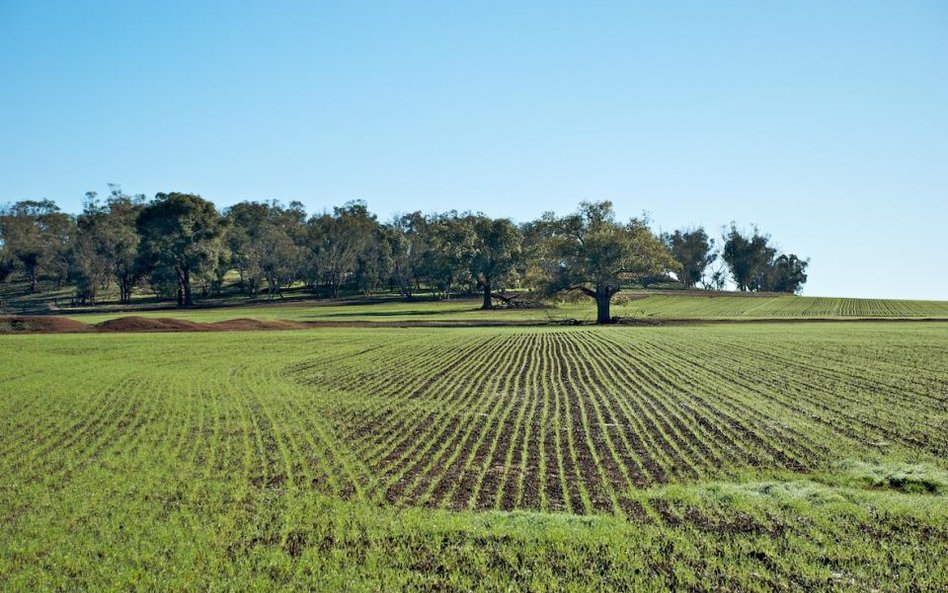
left=2, top=323, right=947, bottom=591
left=616, top=293, right=948, bottom=319
left=297, top=324, right=947, bottom=513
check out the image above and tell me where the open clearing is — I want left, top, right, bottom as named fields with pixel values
left=2, top=322, right=947, bottom=591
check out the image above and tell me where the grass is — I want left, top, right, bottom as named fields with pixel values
left=4, top=277, right=948, bottom=324
left=614, top=292, right=948, bottom=319
left=42, top=292, right=948, bottom=325
left=840, top=460, right=948, bottom=495
left=1, top=322, right=947, bottom=591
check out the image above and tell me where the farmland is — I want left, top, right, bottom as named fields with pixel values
left=612, top=293, right=948, bottom=319
left=1, top=321, right=947, bottom=591
left=4, top=291, right=940, bottom=325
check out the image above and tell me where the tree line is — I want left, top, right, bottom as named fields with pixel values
left=0, top=188, right=809, bottom=322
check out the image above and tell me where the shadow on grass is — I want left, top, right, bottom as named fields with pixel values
left=306, top=307, right=482, bottom=319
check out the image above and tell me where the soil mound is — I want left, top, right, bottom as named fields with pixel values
left=95, top=316, right=209, bottom=332
left=211, top=318, right=306, bottom=331
left=0, top=315, right=91, bottom=333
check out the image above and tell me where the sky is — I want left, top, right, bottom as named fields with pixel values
left=1, top=1, right=946, bottom=299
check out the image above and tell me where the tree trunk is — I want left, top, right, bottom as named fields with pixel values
left=182, top=268, right=193, bottom=306
left=28, top=270, right=37, bottom=293
left=595, top=290, right=613, bottom=324
left=481, top=280, right=492, bottom=309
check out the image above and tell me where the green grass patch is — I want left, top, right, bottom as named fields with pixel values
left=837, top=461, right=948, bottom=495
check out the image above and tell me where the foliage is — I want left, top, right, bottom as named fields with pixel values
left=543, top=201, right=679, bottom=322
left=0, top=247, right=13, bottom=283
left=0, top=200, right=74, bottom=293
left=722, top=224, right=808, bottom=293
left=383, top=212, right=428, bottom=298
left=68, top=186, right=144, bottom=305
left=468, top=215, right=522, bottom=309
left=1, top=194, right=817, bottom=310
left=420, top=213, right=476, bottom=299
left=306, top=201, right=379, bottom=298
left=135, top=192, right=226, bottom=306
left=225, top=200, right=306, bottom=298
left=721, top=224, right=775, bottom=291
left=762, top=253, right=809, bottom=293
left=663, top=227, right=716, bottom=288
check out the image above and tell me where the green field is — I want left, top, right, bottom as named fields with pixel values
left=2, top=322, right=947, bottom=591
left=37, top=292, right=948, bottom=326
left=614, top=293, right=948, bottom=319
left=4, top=274, right=948, bottom=324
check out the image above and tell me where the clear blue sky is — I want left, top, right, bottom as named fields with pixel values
left=2, top=1, right=946, bottom=299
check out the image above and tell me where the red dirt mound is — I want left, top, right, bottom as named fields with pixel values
left=95, top=316, right=210, bottom=332
left=0, top=315, right=91, bottom=333
left=211, top=318, right=307, bottom=331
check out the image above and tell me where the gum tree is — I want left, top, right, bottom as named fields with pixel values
left=136, top=192, right=226, bottom=306
left=663, top=227, right=716, bottom=288
left=0, top=200, right=74, bottom=293
left=544, top=201, right=678, bottom=323
left=469, top=215, right=522, bottom=309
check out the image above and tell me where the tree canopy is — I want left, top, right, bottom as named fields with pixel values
left=0, top=191, right=811, bottom=320
left=542, top=201, right=679, bottom=323
left=136, top=193, right=226, bottom=306
left=0, top=200, right=73, bottom=293
left=469, top=215, right=522, bottom=309
left=722, top=224, right=809, bottom=294
left=664, top=228, right=716, bottom=288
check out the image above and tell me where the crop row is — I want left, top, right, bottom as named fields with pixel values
left=291, top=324, right=948, bottom=514
left=618, top=295, right=948, bottom=319
left=1, top=323, right=945, bottom=525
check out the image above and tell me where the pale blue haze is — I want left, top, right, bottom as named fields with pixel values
left=1, top=1, right=946, bottom=298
